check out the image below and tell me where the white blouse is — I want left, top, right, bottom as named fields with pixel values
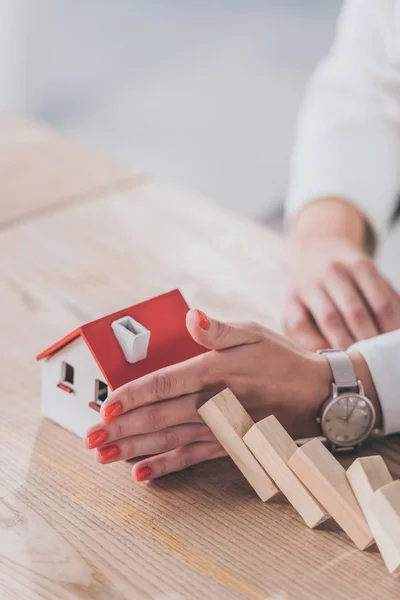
left=350, top=331, right=400, bottom=435
left=286, top=0, right=400, bottom=435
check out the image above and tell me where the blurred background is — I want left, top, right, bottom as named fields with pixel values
left=0, top=0, right=342, bottom=225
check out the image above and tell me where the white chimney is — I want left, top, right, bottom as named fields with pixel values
left=111, top=316, right=150, bottom=364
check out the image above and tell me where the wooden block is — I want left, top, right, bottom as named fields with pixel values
left=369, top=480, right=400, bottom=575
left=288, top=438, right=374, bottom=549
left=243, top=416, right=329, bottom=528
left=347, top=456, right=393, bottom=498
left=198, top=389, right=278, bottom=502
left=346, top=456, right=398, bottom=574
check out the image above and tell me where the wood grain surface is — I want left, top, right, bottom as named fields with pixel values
left=0, top=113, right=138, bottom=229
left=1, top=116, right=400, bottom=600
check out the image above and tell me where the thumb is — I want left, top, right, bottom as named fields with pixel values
left=186, top=308, right=262, bottom=350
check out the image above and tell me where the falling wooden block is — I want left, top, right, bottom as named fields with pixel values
left=243, top=416, right=329, bottom=528
left=369, top=480, right=400, bottom=575
left=347, top=456, right=398, bottom=574
left=288, top=438, right=373, bottom=549
left=198, top=389, right=278, bottom=502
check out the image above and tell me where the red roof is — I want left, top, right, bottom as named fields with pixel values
left=37, top=290, right=208, bottom=390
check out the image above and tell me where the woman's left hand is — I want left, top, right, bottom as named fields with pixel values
left=85, top=309, right=332, bottom=481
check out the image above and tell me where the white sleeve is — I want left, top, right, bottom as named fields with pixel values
left=349, top=329, right=400, bottom=435
left=286, top=0, right=400, bottom=243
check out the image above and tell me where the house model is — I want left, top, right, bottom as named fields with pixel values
left=37, top=290, right=208, bottom=438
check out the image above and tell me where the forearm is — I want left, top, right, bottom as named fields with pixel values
left=286, top=2, right=400, bottom=248
left=288, top=198, right=369, bottom=252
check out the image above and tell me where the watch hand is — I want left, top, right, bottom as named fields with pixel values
left=347, top=402, right=358, bottom=421
left=345, top=398, right=350, bottom=420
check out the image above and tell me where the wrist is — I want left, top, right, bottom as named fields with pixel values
left=300, top=349, right=382, bottom=432
left=307, top=353, right=332, bottom=411
left=289, top=198, right=367, bottom=252
left=348, top=350, right=382, bottom=429
left=296, top=353, right=332, bottom=438
left=297, top=350, right=382, bottom=440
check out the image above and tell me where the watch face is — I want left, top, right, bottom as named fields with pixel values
left=321, top=393, right=375, bottom=447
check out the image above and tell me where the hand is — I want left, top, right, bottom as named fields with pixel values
left=285, top=240, right=400, bottom=351
left=85, top=309, right=331, bottom=481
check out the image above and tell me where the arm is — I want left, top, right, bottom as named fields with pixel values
left=287, top=0, right=400, bottom=241
left=285, top=0, right=400, bottom=350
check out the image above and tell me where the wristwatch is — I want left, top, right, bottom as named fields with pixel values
left=317, top=349, right=376, bottom=452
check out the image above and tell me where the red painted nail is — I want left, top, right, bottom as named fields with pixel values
left=98, top=445, right=121, bottom=463
left=135, top=466, right=153, bottom=481
left=87, top=429, right=108, bottom=449
left=196, top=309, right=210, bottom=330
left=103, top=402, right=122, bottom=423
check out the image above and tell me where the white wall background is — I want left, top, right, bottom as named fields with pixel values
left=14, top=0, right=342, bottom=220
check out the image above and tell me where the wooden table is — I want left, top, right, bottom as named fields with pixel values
left=1, top=115, right=399, bottom=600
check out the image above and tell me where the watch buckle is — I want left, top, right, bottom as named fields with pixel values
left=333, top=380, right=364, bottom=397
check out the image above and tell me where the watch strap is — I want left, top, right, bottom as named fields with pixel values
left=318, top=349, right=358, bottom=390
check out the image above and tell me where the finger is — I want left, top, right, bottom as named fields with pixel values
left=87, top=391, right=210, bottom=448
left=100, top=352, right=212, bottom=422
left=352, top=257, right=400, bottom=333
left=95, top=424, right=215, bottom=464
left=132, top=441, right=226, bottom=480
left=324, top=264, right=379, bottom=341
left=301, top=285, right=354, bottom=349
left=186, top=308, right=263, bottom=350
left=284, top=295, right=328, bottom=351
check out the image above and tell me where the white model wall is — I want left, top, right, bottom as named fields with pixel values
left=41, top=337, right=106, bottom=438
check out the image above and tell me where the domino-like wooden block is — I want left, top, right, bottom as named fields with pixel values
left=346, top=456, right=398, bottom=574
left=198, top=389, right=278, bottom=502
left=369, top=480, right=400, bottom=575
left=243, top=416, right=329, bottom=528
left=288, top=438, right=374, bottom=549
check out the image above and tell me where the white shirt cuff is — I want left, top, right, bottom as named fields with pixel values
left=349, top=330, right=400, bottom=435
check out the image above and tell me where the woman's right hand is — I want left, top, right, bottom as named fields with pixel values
left=85, top=310, right=333, bottom=481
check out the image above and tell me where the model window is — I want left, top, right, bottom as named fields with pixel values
left=94, top=379, right=108, bottom=406
left=61, top=362, right=74, bottom=385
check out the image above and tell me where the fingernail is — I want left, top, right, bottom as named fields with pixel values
left=98, top=445, right=121, bottom=463
left=196, top=309, right=210, bottom=330
left=103, top=402, right=122, bottom=423
left=87, top=429, right=108, bottom=449
left=135, top=466, right=153, bottom=481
